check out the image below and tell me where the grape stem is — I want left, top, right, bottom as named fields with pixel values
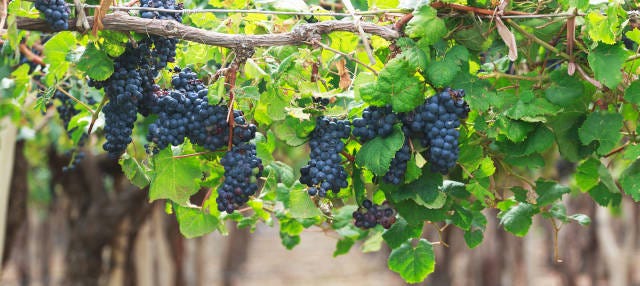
left=55, top=86, right=95, bottom=115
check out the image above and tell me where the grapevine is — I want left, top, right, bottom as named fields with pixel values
left=5, top=1, right=640, bottom=284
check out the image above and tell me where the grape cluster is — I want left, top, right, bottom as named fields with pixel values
left=34, top=0, right=69, bottom=31
left=383, top=139, right=410, bottom=184
left=352, top=105, right=396, bottom=142
left=140, top=0, right=182, bottom=69
left=300, top=116, right=350, bottom=197
left=352, top=199, right=397, bottom=229
left=90, top=43, right=153, bottom=158
left=216, top=143, right=263, bottom=213
left=147, top=68, right=256, bottom=152
left=62, top=151, right=84, bottom=173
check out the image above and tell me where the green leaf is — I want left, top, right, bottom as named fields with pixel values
left=586, top=10, right=620, bottom=44
left=405, top=6, right=446, bottom=44
left=463, top=230, right=483, bottom=249
left=395, top=199, right=448, bottom=225
left=120, top=155, right=150, bottom=188
left=451, top=205, right=473, bottom=231
left=289, top=185, right=322, bottom=218
left=376, top=59, right=424, bottom=112
left=504, top=97, right=561, bottom=122
left=544, top=69, right=586, bottom=107
left=76, top=44, right=114, bottom=81
left=388, top=168, right=443, bottom=206
left=174, top=204, right=220, bottom=238
left=499, top=203, right=537, bottom=237
left=388, top=239, right=435, bottom=284
left=548, top=112, right=594, bottom=162
left=352, top=167, right=366, bottom=204
left=620, top=159, right=640, bottom=202
left=569, top=214, right=591, bottom=226
left=383, top=217, right=423, bottom=249
left=535, top=179, right=570, bottom=207
left=149, top=147, right=203, bottom=205
left=362, top=231, right=384, bottom=253
left=578, top=111, right=623, bottom=156
left=334, top=238, right=356, bottom=257
left=587, top=44, right=628, bottom=89
left=624, top=80, right=640, bottom=105
left=356, top=126, right=404, bottom=176
left=426, top=60, right=459, bottom=87
left=588, top=182, right=622, bottom=207
left=279, top=232, right=301, bottom=250
left=575, top=158, right=601, bottom=191
left=43, top=32, right=76, bottom=81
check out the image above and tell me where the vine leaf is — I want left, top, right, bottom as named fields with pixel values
left=120, top=155, right=150, bottom=188
left=77, top=44, right=114, bottom=81
left=388, top=239, right=436, bottom=283
left=288, top=183, right=321, bottom=218
left=355, top=126, right=404, bottom=176
left=624, top=80, right=640, bottom=105
left=499, top=203, right=537, bottom=237
left=383, top=217, right=423, bottom=249
left=620, top=159, right=640, bottom=202
left=375, top=59, right=424, bottom=112
left=149, top=147, right=203, bottom=205
left=405, top=5, right=446, bottom=45
left=578, top=111, right=623, bottom=156
left=586, top=10, right=620, bottom=44
left=174, top=204, right=220, bottom=238
left=43, top=32, right=75, bottom=82
left=587, top=44, right=627, bottom=89
left=535, top=179, right=570, bottom=207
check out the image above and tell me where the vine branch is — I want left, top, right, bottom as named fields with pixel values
left=12, top=13, right=400, bottom=48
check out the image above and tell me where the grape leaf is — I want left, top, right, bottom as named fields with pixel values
left=289, top=184, right=322, bottom=218
left=426, top=60, right=459, bottom=87
left=43, top=32, right=75, bottom=82
left=120, top=155, right=150, bottom=188
left=77, top=44, right=114, bottom=81
left=334, top=238, right=356, bottom=257
left=405, top=5, right=446, bottom=44
left=382, top=217, right=423, bottom=249
left=575, top=157, right=601, bottom=191
left=463, top=230, right=483, bottom=249
left=587, top=44, right=628, bottom=89
left=149, top=147, right=203, bottom=205
left=535, top=179, right=570, bottom=207
left=620, top=159, right=640, bottom=202
left=578, top=111, right=623, bottom=155
left=586, top=10, right=620, bottom=45
left=548, top=112, right=594, bottom=162
left=356, top=126, right=404, bottom=176
left=174, top=204, right=220, bottom=238
left=588, top=182, right=622, bottom=207
left=388, top=239, right=435, bottom=283
left=499, top=203, right=537, bottom=237
left=544, top=69, right=587, bottom=107
left=624, top=80, right=640, bottom=105
left=376, top=59, right=424, bottom=112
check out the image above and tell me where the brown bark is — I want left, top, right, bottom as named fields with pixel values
left=12, top=13, right=399, bottom=48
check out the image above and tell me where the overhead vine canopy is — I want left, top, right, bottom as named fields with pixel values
left=2, top=0, right=640, bottom=283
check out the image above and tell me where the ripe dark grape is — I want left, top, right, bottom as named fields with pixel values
left=300, top=116, right=350, bottom=197
left=34, top=0, right=69, bottom=31
left=383, top=139, right=410, bottom=185
left=216, top=143, right=263, bottom=213
left=140, top=0, right=182, bottom=69
left=352, top=199, right=397, bottom=229
left=352, top=105, right=396, bottom=142
left=402, top=88, right=468, bottom=174
left=90, top=43, right=154, bottom=158
left=147, top=68, right=256, bottom=152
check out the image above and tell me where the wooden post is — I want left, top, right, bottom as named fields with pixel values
left=0, top=117, right=18, bottom=267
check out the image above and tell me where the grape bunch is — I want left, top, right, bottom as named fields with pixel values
left=34, top=0, right=69, bottom=31
left=383, top=138, right=411, bottom=185
left=402, top=88, right=469, bottom=174
left=90, top=43, right=153, bottom=158
left=352, top=105, right=397, bottom=142
left=147, top=67, right=256, bottom=152
left=53, top=90, right=78, bottom=131
left=216, top=143, right=263, bottom=213
left=140, top=0, right=182, bottom=69
left=300, top=116, right=350, bottom=197
left=352, top=199, right=397, bottom=229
